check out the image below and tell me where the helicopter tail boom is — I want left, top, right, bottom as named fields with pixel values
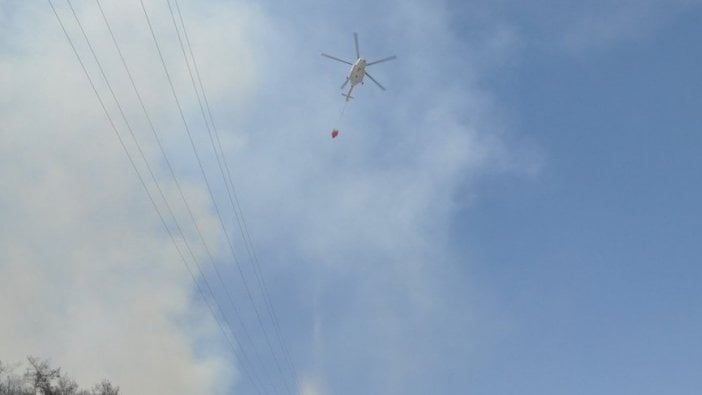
left=342, top=84, right=355, bottom=101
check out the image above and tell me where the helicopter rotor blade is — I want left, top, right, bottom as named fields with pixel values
left=354, top=32, right=360, bottom=59
left=366, top=55, right=397, bottom=66
left=341, top=78, right=350, bottom=90
left=364, top=71, right=386, bottom=91
left=321, top=53, right=353, bottom=65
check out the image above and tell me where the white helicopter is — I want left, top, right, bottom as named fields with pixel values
left=322, top=33, right=396, bottom=101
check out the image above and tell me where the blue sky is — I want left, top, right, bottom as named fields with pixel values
left=1, top=1, right=701, bottom=394
left=450, top=2, right=702, bottom=394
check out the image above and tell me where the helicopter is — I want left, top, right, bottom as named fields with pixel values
left=322, top=33, right=396, bottom=101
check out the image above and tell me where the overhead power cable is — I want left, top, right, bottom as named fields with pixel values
left=92, top=2, right=275, bottom=392
left=164, top=0, right=298, bottom=393
left=139, top=0, right=294, bottom=393
left=169, top=0, right=300, bottom=389
left=47, top=2, right=264, bottom=394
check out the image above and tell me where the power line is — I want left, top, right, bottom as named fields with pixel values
left=47, top=2, right=264, bottom=394
left=139, top=0, right=295, bottom=392
left=92, top=2, right=276, bottom=392
left=169, top=0, right=300, bottom=389
left=164, top=1, right=298, bottom=393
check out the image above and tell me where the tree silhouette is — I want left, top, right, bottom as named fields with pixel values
left=0, top=357, right=118, bottom=395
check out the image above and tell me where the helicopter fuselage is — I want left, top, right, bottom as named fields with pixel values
left=348, top=58, right=367, bottom=87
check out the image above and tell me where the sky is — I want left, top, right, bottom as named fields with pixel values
left=1, top=1, right=701, bottom=394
